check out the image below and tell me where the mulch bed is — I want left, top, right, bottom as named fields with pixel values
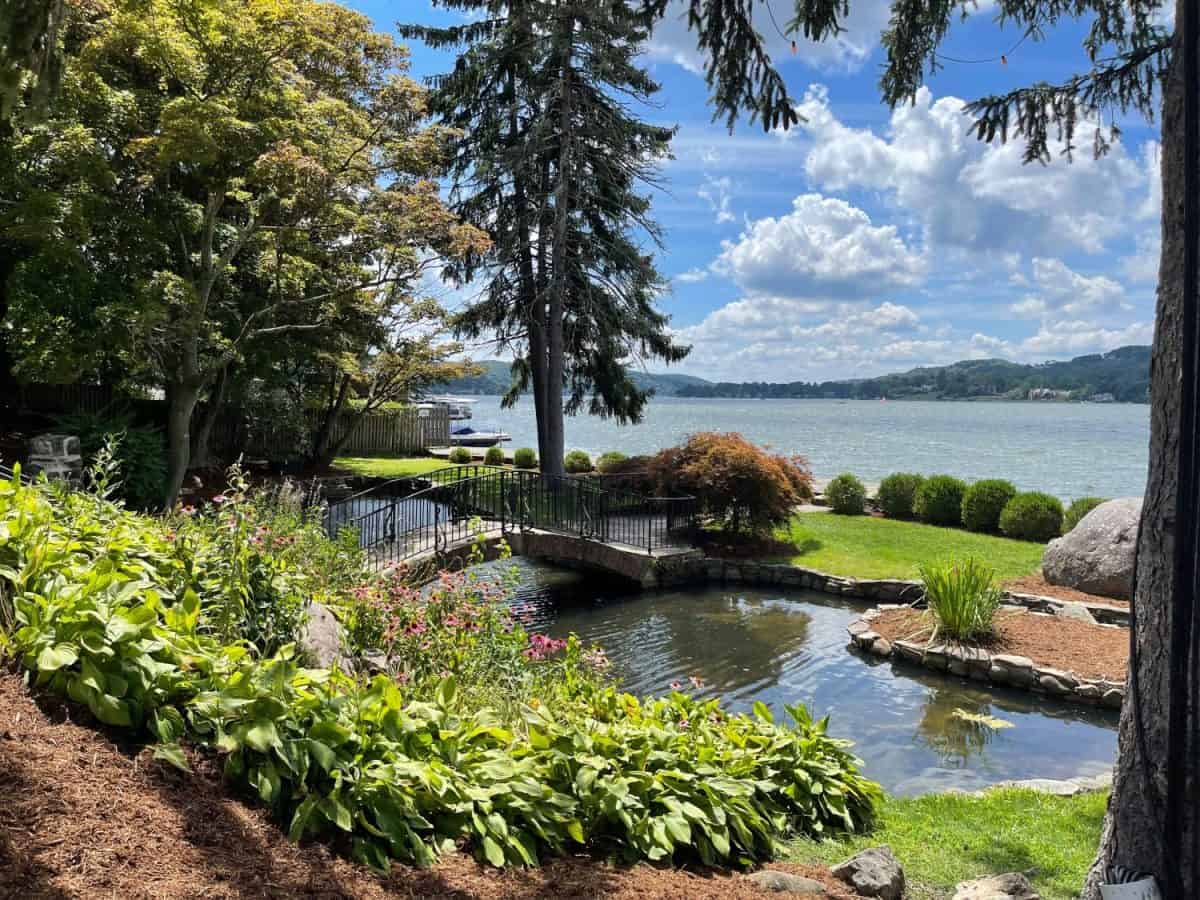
left=869, top=607, right=1128, bottom=682
left=1004, top=572, right=1129, bottom=608
left=0, top=670, right=861, bottom=900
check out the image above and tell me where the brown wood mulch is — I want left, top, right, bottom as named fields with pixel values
left=1003, top=572, right=1129, bottom=608
left=0, top=670, right=861, bottom=900
left=869, top=607, right=1129, bottom=682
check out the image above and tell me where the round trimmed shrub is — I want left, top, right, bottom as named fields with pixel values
left=877, top=472, right=925, bottom=519
left=825, top=473, right=866, bottom=515
left=999, top=491, right=1064, bottom=542
left=914, top=474, right=968, bottom=526
left=483, top=446, right=505, bottom=466
left=596, top=451, right=628, bottom=473
left=512, top=447, right=538, bottom=470
left=961, top=479, right=1018, bottom=533
left=564, top=450, right=593, bottom=474
left=1063, top=496, right=1107, bottom=532
left=448, top=447, right=472, bottom=464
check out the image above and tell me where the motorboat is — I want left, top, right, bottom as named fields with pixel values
left=449, top=423, right=512, bottom=447
left=417, top=396, right=477, bottom=420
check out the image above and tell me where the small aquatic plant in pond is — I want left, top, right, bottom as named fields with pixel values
left=919, top=558, right=1002, bottom=642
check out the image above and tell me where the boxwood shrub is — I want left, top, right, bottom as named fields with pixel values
left=1063, top=496, right=1107, bottom=532
left=448, top=446, right=473, bottom=464
left=564, top=450, right=593, bottom=474
left=596, top=451, right=628, bottom=474
left=960, top=479, right=1018, bottom=533
left=999, top=491, right=1065, bottom=542
left=483, top=446, right=505, bottom=466
left=825, top=473, right=867, bottom=515
left=512, top=447, right=538, bottom=469
left=914, top=475, right=967, bottom=526
left=876, top=472, right=925, bottom=519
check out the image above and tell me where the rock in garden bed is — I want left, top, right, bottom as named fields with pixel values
left=1041, top=497, right=1140, bottom=600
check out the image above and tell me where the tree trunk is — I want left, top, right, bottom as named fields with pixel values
left=189, top=364, right=229, bottom=469
left=0, top=243, right=24, bottom=397
left=1083, top=15, right=1196, bottom=897
left=542, top=2, right=572, bottom=478
left=163, top=379, right=201, bottom=508
left=311, top=374, right=351, bottom=466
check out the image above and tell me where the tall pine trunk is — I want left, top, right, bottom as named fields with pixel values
left=542, top=2, right=572, bottom=478
left=1084, top=14, right=1196, bottom=896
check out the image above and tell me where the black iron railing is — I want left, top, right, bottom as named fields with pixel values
left=323, top=467, right=697, bottom=570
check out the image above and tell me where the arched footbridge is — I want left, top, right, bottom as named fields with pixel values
left=323, top=466, right=701, bottom=583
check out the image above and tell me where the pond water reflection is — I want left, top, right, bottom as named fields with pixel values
left=472, top=558, right=1119, bottom=795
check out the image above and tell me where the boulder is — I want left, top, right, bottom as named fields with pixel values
left=300, top=601, right=348, bottom=670
left=831, top=846, right=904, bottom=900
left=1042, top=498, right=1141, bottom=600
left=953, top=872, right=1040, bottom=900
left=745, top=870, right=826, bottom=894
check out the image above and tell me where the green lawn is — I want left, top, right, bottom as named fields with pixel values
left=771, top=513, right=1045, bottom=581
left=788, top=788, right=1108, bottom=900
left=334, top=457, right=458, bottom=478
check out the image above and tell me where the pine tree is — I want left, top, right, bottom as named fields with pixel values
left=403, top=0, right=687, bottom=476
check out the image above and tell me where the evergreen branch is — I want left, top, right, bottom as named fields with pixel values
left=964, top=36, right=1171, bottom=162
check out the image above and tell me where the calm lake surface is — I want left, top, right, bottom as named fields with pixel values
left=478, top=559, right=1118, bottom=796
left=466, top=395, right=1150, bottom=500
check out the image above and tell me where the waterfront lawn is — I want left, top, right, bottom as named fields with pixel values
left=787, top=788, right=1108, bottom=900
left=772, top=513, right=1045, bottom=581
left=334, top=456, right=456, bottom=478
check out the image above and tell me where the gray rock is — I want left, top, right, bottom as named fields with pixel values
left=301, top=601, right=348, bottom=670
left=745, top=870, right=826, bottom=894
left=953, top=872, right=1040, bottom=900
left=831, top=846, right=905, bottom=900
left=871, top=637, right=893, bottom=657
left=1056, top=602, right=1098, bottom=625
left=1042, top=498, right=1141, bottom=600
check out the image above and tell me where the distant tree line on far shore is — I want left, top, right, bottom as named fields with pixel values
left=673, top=346, right=1151, bottom=403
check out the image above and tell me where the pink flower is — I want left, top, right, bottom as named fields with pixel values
left=211, top=494, right=227, bottom=505
left=679, top=718, right=690, bottom=730
left=670, top=681, right=682, bottom=691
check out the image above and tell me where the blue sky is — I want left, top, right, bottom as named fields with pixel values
left=350, top=0, right=1162, bottom=382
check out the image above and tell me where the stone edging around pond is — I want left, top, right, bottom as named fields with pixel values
left=654, top=557, right=1130, bottom=627
left=845, top=606, right=1125, bottom=710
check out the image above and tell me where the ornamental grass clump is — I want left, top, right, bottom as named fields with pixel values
left=919, top=558, right=1002, bottom=642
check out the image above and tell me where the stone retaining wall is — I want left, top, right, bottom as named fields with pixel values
left=846, top=606, right=1125, bottom=709
left=652, top=557, right=1129, bottom=626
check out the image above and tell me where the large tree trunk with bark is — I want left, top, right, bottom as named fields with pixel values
left=310, top=374, right=352, bottom=467
left=163, top=379, right=201, bottom=509
left=1084, top=16, right=1196, bottom=897
left=189, top=364, right=229, bottom=470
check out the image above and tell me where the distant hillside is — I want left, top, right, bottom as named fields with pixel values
left=436, top=347, right=1151, bottom=403
left=435, top=360, right=712, bottom=397
left=675, top=346, right=1151, bottom=403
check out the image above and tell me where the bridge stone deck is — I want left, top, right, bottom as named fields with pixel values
left=373, top=522, right=701, bottom=587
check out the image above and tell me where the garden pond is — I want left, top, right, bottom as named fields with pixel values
left=470, top=558, right=1119, bottom=796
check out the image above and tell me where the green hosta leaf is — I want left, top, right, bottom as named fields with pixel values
left=37, top=644, right=78, bottom=672
left=245, top=719, right=280, bottom=753
left=307, top=739, right=337, bottom=773
left=481, top=834, right=505, bottom=867
left=322, top=795, right=353, bottom=832
left=752, top=701, right=774, bottom=724
left=289, top=795, right=319, bottom=842
left=566, top=819, right=585, bottom=843
left=435, top=676, right=458, bottom=709
left=90, top=692, right=132, bottom=727
left=153, top=742, right=191, bottom=772
left=151, top=706, right=185, bottom=744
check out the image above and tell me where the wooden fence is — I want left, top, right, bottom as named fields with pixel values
left=9, top=384, right=451, bottom=459
left=317, top=408, right=450, bottom=456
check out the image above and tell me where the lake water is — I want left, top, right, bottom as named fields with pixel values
left=478, top=558, right=1119, bottom=796
left=466, top=395, right=1150, bottom=500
